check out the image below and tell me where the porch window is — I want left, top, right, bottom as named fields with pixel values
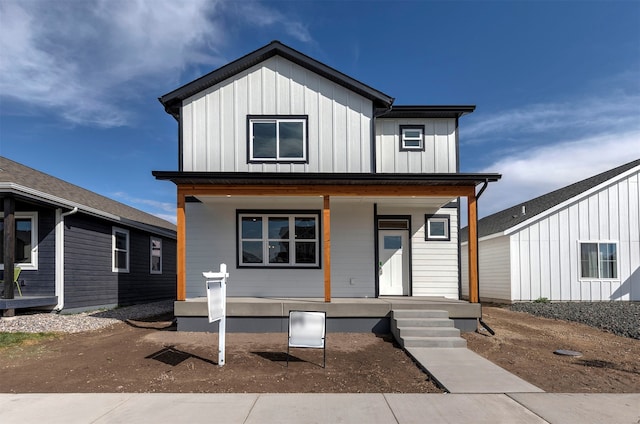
left=238, top=211, right=320, bottom=268
left=400, top=125, right=424, bottom=151
left=0, top=212, right=38, bottom=270
left=112, top=227, right=129, bottom=273
left=425, top=214, right=450, bottom=241
left=150, top=237, right=162, bottom=274
left=248, top=115, right=308, bottom=162
left=580, top=242, right=618, bottom=279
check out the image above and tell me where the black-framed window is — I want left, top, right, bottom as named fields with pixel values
left=247, top=115, right=308, bottom=163
left=580, top=242, right=618, bottom=279
left=425, top=214, right=450, bottom=241
left=238, top=210, right=320, bottom=268
left=400, top=125, right=425, bottom=151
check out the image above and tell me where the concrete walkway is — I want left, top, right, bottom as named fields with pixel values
left=1, top=393, right=638, bottom=423
left=406, top=347, right=544, bottom=393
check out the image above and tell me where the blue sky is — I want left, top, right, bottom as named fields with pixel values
left=1, top=0, right=639, bottom=225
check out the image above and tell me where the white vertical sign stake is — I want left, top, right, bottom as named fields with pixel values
left=204, top=263, right=228, bottom=366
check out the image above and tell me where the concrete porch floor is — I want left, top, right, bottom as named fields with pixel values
left=174, top=297, right=481, bottom=333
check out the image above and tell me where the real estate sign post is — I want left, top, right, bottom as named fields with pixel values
left=204, top=264, right=228, bottom=366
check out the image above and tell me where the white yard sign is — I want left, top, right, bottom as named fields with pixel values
left=203, top=264, right=228, bottom=366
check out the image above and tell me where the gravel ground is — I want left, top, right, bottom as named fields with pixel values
left=0, top=300, right=174, bottom=333
left=511, top=301, right=640, bottom=339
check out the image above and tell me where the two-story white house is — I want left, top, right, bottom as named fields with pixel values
left=154, top=41, right=500, bottom=332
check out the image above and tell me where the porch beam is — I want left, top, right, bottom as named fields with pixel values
left=3, top=196, right=15, bottom=302
left=177, top=189, right=187, bottom=301
left=177, top=184, right=476, bottom=198
left=467, top=193, right=479, bottom=303
left=323, top=195, right=331, bottom=302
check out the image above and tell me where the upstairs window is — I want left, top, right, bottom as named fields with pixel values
left=580, top=242, right=618, bottom=279
left=238, top=211, right=320, bottom=268
left=400, top=125, right=425, bottom=151
left=248, top=115, right=308, bottom=162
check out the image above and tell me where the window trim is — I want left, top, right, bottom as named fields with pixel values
left=236, top=209, right=321, bottom=269
left=247, top=115, right=309, bottom=163
left=425, top=214, right=450, bottom=241
left=150, top=236, right=162, bottom=275
left=112, top=227, right=130, bottom=273
left=578, top=240, right=619, bottom=280
left=399, top=124, right=425, bottom=151
left=0, top=211, right=38, bottom=271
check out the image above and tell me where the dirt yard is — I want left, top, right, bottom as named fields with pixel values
left=463, top=306, right=640, bottom=393
left=1, top=306, right=638, bottom=393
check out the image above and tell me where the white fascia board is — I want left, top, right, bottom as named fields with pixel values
left=1, top=183, right=175, bottom=239
left=461, top=231, right=506, bottom=246
left=503, top=164, right=640, bottom=236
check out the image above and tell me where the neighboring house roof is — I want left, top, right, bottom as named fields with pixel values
left=461, top=159, right=640, bottom=241
left=0, top=156, right=176, bottom=237
left=159, top=40, right=395, bottom=119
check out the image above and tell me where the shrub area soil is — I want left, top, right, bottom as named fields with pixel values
left=463, top=306, right=640, bottom=393
left=0, top=317, right=438, bottom=393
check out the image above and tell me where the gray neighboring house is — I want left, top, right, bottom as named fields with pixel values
left=461, top=159, right=640, bottom=303
left=1, top=156, right=177, bottom=315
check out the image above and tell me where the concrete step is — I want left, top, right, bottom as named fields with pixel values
left=392, top=309, right=449, bottom=319
left=393, top=317, right=454, bottom=328
left=402, top=336, right=467, bottom=348
left=396, top=326, right=461, bottom=338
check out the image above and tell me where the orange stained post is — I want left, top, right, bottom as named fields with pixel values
left=323, top=195, right=331, bottom=302
left=467, top=193, right=479, bottom=303
left=177, top=190, right=187, bottom=301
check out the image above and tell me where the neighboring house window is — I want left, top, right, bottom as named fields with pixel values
left=425, top=214, right=450, bottom=241
left=112, top=227, right=129, bottom=273
left=150, top=237, right=162, bottom=274
left=0, top=212, right=38, bottom=270
left=238, top=211, right=320, bottom=268
left=580, top=242, right=618, bottom=279
left=248, top=115, right=308, bottom=162
left=400, top=125, right=425, bottom=151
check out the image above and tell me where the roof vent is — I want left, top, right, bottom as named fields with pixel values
left=521, top=205, right=526, bottom=215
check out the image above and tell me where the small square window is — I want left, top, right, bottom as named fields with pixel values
left=425, top=215, right=450, bottom=241
left=400, top=125, right=425, bottom=151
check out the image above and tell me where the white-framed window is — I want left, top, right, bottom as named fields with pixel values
left=150, top=237, right=162, bottom=274
left=0, top=211, right=38, bottom=270
left=112, top=227, right=130, bottom=273
left=248, top=115, right=308, bottom=162
left=400, top=125, right=425, bottom=151
left=238, top=211, right=320, bottom=268
left=579, top=241, right=618, bottom=279
left=425, top=214, right=450, bottom=241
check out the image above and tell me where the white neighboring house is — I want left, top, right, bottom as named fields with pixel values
left=461, top=159, right=640, bottom=302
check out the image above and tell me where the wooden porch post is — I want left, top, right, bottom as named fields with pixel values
left=3, top=197, right=16, bottom=303
left=177, top=190, right=186, bottom=301
left=467, top=193, right=479, bottom=303
left=323, top=195, right=331, bottom=302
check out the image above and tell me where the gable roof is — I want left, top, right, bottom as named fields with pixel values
left=461, top=159, right=640, bottom=241
left=159, top=40, right=395, bottom=119
left=0, top=156, right=176, bottom=237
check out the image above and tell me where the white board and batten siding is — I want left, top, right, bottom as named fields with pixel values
left=181, top=55, right=374, bottom=173
left=465, top=168, right=640, bottom=302
left=375, top=118, right=458, bottom=173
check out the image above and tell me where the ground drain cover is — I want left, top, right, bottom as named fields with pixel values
left=554, top=349, right=583, bottom=357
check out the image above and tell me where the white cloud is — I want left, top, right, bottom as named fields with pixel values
left=468, top=131, right=640, bottom=223
left=0, top=0, right=313, bottom=127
